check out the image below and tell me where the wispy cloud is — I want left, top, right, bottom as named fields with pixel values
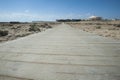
left=0, top=12, right=44, bottom=22
left=0, top=12, right=93, bottom=22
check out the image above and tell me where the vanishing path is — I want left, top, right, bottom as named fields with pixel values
left=0, top=24, right=120, bottom=80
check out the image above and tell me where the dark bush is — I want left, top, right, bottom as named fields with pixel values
left=0, top=30, right=8, bottom=36
left=44, top=23, right=52, bottom=28
left=115, top=24, right=120, bottom=27
left=29, top=24, right=41, bottom=32
left=40, top=25, right=46, bottom=28
left=40, top=23, right=52, bottom=28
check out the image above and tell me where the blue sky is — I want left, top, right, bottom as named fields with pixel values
left=0, top=0, right=120, bottom=21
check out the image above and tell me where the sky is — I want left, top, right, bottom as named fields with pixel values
left=0, top=0, right=120, bottom=22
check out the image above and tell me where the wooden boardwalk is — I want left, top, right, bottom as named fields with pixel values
left=0, top=24, right=120, bottom=80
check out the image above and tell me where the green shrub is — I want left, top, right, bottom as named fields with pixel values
left=29, top=24, right=40, bottom=32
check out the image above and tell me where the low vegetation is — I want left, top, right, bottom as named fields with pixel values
left=114, top=24, right=120, bottom=27
left=0, top=30, right=8, bottom=36
left=0, top=22, right=53, bottom=42
left=68, top=21, right=120, bottom=40
left=95, top=26, right=101, bottom=29
left=29, top=23, right=41, bottom=32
